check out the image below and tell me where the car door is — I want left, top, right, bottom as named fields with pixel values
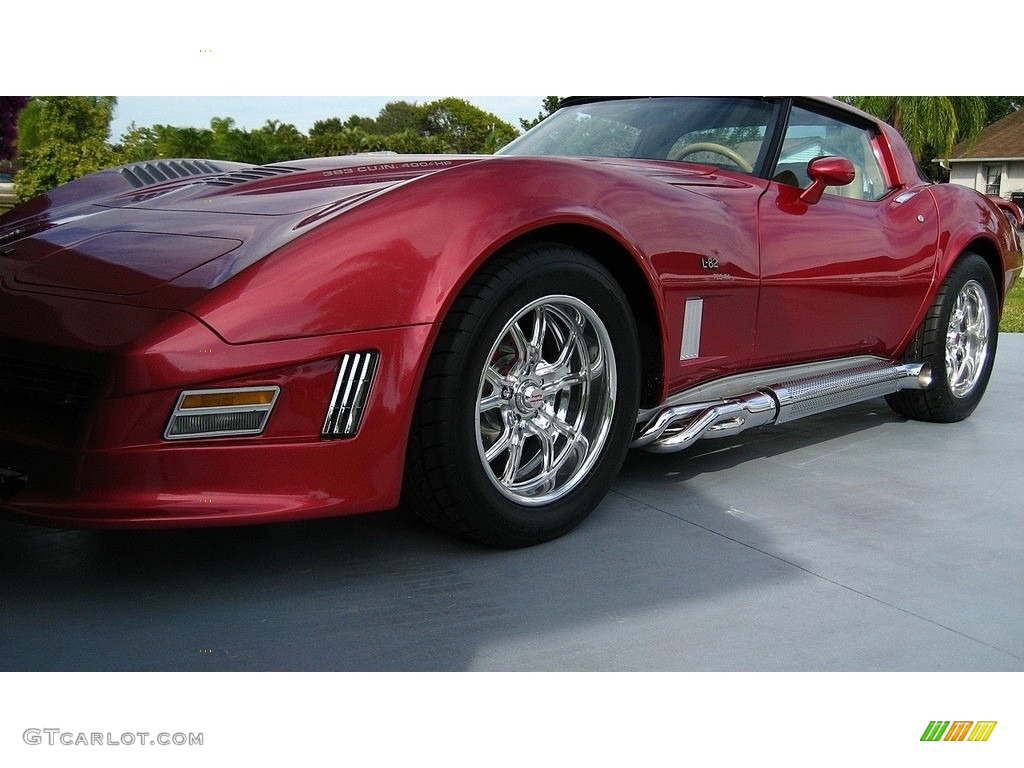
left=753, top=102, right=937, bottom=367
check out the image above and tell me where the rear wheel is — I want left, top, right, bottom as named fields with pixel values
left=404, top=243, right=641, bottom=547
left=886, top=253, right=998, bottom=422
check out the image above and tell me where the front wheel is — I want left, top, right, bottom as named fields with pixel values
left=886, top=253, right=999, bottom=422
left=404, top=243, right=641, bottom=547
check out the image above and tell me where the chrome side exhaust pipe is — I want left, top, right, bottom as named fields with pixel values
left=633, top=360, right=931, bottom=454
left=772, top=361, right=930, bottom=423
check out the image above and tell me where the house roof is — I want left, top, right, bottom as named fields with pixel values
left=949, top=108, right=1024, bottom=161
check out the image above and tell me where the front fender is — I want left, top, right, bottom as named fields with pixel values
left=187, top=157, right=669, bottom=345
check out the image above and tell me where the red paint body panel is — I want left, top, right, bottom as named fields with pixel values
left=755, top=181, right=938, bottom=365
left=0, top=97, right=1021, bottom=529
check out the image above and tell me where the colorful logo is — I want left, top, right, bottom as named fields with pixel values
left=921, top=721, right=997, bottom=742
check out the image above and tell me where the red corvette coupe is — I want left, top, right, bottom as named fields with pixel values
left=1, top=97, right=1021, bottom=546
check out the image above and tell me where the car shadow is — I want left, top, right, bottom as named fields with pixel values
left=0, top=398, right=908, bottom=671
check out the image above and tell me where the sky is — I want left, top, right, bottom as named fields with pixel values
left=108, top=96, right=547, bottom=138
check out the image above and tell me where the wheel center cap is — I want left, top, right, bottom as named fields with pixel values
left=514, top=382, right=545, bottom=414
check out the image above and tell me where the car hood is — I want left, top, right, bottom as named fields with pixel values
left=0, top=153, right=726, bottom=312
left=0, top=156, right=485, bottom=304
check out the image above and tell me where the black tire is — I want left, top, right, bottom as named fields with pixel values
left=403, top=242, right=641, bottom=547
left=886, top=253, right=999, bottom=423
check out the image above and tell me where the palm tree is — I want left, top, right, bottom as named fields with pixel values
left=841, top=96, right=987, bottom=163
left=155, top=126, right=213, bottom=159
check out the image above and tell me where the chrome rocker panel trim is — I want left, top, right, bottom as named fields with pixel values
left=633, top=357, right=931, bottom=454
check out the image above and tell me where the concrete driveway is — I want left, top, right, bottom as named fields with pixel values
left=1, top=336, right=1021, bottom=671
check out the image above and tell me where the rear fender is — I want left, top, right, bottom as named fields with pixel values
left=930, top=187, right=1023, bottom=304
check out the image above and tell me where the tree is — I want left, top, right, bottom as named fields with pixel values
left=254, top=119, right=308, bottom=162
left=12, top=95, right=527, bottom=198
left=380, top=129, right=442, bottom=154
left=982, top=97, right=1023, bottom=124
left=341, top=113, right=379, bottom=132
left=335, top=127, right=373, bottom=155
left=153, top=125, right=214, bottom=158
left=17, top=97, right=118, bottom=153
left=373, top=100, right=425, bottom=135
left=209, top=115, right=237, bottom=158
left=15, top=137, right=120, bottom=200
left=115, top=123, right=159, bottom=163
left=520, top=96, right=561, bottom=131
left=421, top=97, right=519, bottom=153
left=308, top=126, right=374, bottom=156
left=309, top=117, right=345, bottom=137
left=15, top=97, right=120, bottom=199
left=0, top=97, right=29, bottom=162
left=840, top=96, right=987, bottom=164
left=228, top=130, right=276, bottom=165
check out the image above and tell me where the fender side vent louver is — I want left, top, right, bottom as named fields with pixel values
left=204, top=164, right=308, bottom=188
left=119, top=159, right=226, bottom=189
left=322, top=351, right=379, bottom=438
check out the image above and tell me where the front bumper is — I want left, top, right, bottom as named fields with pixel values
left=0, top=317, right=434, bottom=528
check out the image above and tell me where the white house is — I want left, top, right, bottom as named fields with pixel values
left=944, top=108, right=1024, bottom=204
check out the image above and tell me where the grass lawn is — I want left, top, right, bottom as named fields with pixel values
left=1003, top=272, right=1024, bottom=332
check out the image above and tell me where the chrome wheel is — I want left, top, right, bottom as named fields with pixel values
left=405, top=243, right=639, bottom=547
left=945, top=279, right=989, bottom=399
left=475, top=295, right=616, bottom=506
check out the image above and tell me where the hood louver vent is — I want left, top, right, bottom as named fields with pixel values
left=204, top=164, right=308, bottom=188
left=119, top=159, right=226, bottom=189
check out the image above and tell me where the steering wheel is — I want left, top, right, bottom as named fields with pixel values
left=669, top=141, right=753, bottom=173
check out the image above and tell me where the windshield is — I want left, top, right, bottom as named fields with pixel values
left=499, top=97, right=777, bottom=174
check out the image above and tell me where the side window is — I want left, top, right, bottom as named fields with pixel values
left=773, top=105, right=890, bottom=201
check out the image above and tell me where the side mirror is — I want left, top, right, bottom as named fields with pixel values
left=799, top=156, right=856, bottom=204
